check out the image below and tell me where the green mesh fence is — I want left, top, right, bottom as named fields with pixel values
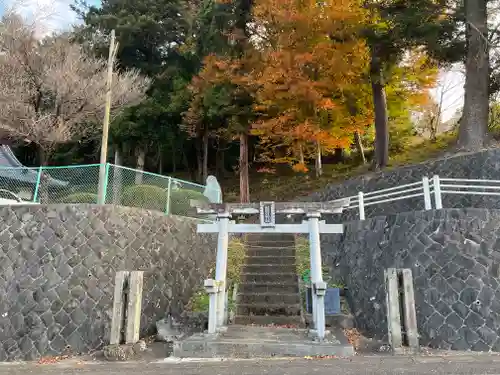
left=0, top=163, right=222, bottom=219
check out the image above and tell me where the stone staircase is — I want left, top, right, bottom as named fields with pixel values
left=235, top=233, right=303, bottom=326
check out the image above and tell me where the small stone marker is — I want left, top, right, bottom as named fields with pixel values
left=110, top=271, right=130, bottom=345
left=384, top=268, right=402, bottom=353
left=126, top=271, right=144, bottom=344
left=384, top=268, right=419, bottom=354
left=110, top=270, right=144, bottom=346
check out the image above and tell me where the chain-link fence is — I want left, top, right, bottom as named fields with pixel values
left=0, top=163, right=222, bottom=219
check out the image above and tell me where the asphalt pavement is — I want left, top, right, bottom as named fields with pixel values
left=2, top=354, right=500, bottom=375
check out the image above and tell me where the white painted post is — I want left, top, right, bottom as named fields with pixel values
left=422, top=176, right=432, bottom=210
left=358, top=192, right=365, bottom=220
left=204, top=279, right=218, bottom=334
left=307, top=212, right=326, bottom=340
left=433, top=175, right=442, bottom=209
left=215, top=212, right=231, bottom=328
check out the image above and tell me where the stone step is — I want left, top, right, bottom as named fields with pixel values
left=239, top=282, right=299, bottom=294
left=173, top=325, right=355, bottom=358
left=245, top=255, right=296, bottom=265
left=242, top=264, right=296, bottom=274
left=246, top=247, right=295, bottom=257
left=233, top=315, right=303, bottom=326
left=237, top=303, right=301, bottom=316
left=246, top=234, right=296, bottom=243
left=241, top=272, right=297, bottom=284
left=239, top=292, right=300, bottom=305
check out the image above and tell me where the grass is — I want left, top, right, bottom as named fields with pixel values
left=187, top=237, right=246, bottom=313
left=221, top=132, right=457, bottom=202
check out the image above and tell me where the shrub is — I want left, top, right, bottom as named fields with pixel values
left=121, top=184, right=209, bottom=216
left=169, top=189, right=208, bottom=216
left=58, top=192, right=98, bottom=204
left=121, top=184, right=167, bottom=212
left=187, top=238, right=246, bottom=312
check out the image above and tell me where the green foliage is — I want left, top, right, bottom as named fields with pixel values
left=122, top=184, right=168, bottom=212
left=226, top=237, right=246, bottom=283
left=169, top=189, right=208, bottom=216
left=58, top=192, right=98, bottom=204
left=188, top=237, right=247, bottom=312
left=189, top=290, right=210, bottom=312
left=120, top=184, right=209, bottom=215
left=294, top=236, right=342, bottom=287
left=295, top=236, right=310, bottom=279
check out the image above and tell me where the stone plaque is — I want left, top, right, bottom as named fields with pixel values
left=259, top=201, right=276, bottom=227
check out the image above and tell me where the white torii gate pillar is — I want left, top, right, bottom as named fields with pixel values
left=195, top=200, right=349, bottom=339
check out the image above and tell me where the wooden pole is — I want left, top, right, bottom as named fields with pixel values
left=98, top=29, right=118, bottom=204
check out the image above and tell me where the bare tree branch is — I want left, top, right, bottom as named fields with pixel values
left=0, top=13, right=151, bottom=160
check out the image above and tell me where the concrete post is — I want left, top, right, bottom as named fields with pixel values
left=215, top=212, right=231, bottom=328
left=422, top=177, right=432, bottom=210
left=307, top=212, right=324, bottom=337
left=125, top=271, right=144, bottom=344
left=314, top=281, right=327, bottom=340
left=385, top=268, right=403, bottom=353
left=358, top=192, right=365, bottom=220
left=204, top=279, right=218, bottom=334
left=433, top=175, right=442, bottom=209
left=110, top=271, right=129, bottom=345
left=401, top=269, right=419, bottom=352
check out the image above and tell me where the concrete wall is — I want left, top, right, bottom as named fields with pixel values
left=310, top=148, right=500, bottom=221
left=0, top=205, right=215, bottom=361
left=322, top=208, right=500, bottom=351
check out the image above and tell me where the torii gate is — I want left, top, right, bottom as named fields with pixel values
left=194, top=199, right=349, bottom=340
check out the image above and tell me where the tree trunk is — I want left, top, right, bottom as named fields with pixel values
left=171, top=141, right=177, bottom=173
left=202, top=129, right=209, bottom=183
left=196, top=137, right=203, bottom=183
left=315, top=141, right=323, bottom=178
left=299, top=144, right=305, bottom=165
left=370, top=50, right=389, bottom=169
left=354, top=131, right=366, bottom=164
left=239, top=132, right=250, bottom=203
left=135, top=147, right=145, bottom=184
left=216, top=141, right=226, bottom=178
left=333, top=148, right=344, bottom=163
left=459, top=0, right=489, bottom=150
left=113, top=147, right=123, bottom=204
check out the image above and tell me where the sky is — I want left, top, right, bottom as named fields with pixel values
left=0, top=0, right=464, bottom=122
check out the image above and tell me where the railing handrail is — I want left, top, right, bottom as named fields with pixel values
left=0, top=162, right=222, bottom=220
left=336, top=174, right=500, bottom=221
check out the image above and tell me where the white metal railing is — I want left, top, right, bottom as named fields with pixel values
left=336, top=175, right=500, bottom=220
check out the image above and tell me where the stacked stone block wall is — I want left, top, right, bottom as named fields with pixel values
left=0, top=204, right=215, bottom=361
left=322, top=209, right=500, bottom=351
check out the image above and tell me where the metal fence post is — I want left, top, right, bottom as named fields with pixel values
left=101, top=163, right=111, bottom=204
left=433, top=175, right=442, bottom=209
left=32, top=166, right=43, bottom=203
left=422, top=176, right=432, bottom=210
left=165, top=177, right=172, bottom=215
left=358, top=191, right=365, bottom=220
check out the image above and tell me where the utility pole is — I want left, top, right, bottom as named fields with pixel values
left=97, top=29, right=118, bottom=204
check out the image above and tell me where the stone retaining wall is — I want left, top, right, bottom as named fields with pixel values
left=322, top=208, right=500, bottom=351
left=0, top=205, right=215, bottom=361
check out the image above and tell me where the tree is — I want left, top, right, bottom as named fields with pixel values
left=0, top=14, right=149, bottom=164
left=362, top=0, right=460, bottom=169
left=459, top=0, right=489, bottom=150
left=248, top=0, right=371, bottom=174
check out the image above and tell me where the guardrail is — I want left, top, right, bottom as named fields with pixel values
left=336, top=175, right=497, bottom=220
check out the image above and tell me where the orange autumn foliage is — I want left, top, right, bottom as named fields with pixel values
left=248, top=0, right=371, bottom=165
